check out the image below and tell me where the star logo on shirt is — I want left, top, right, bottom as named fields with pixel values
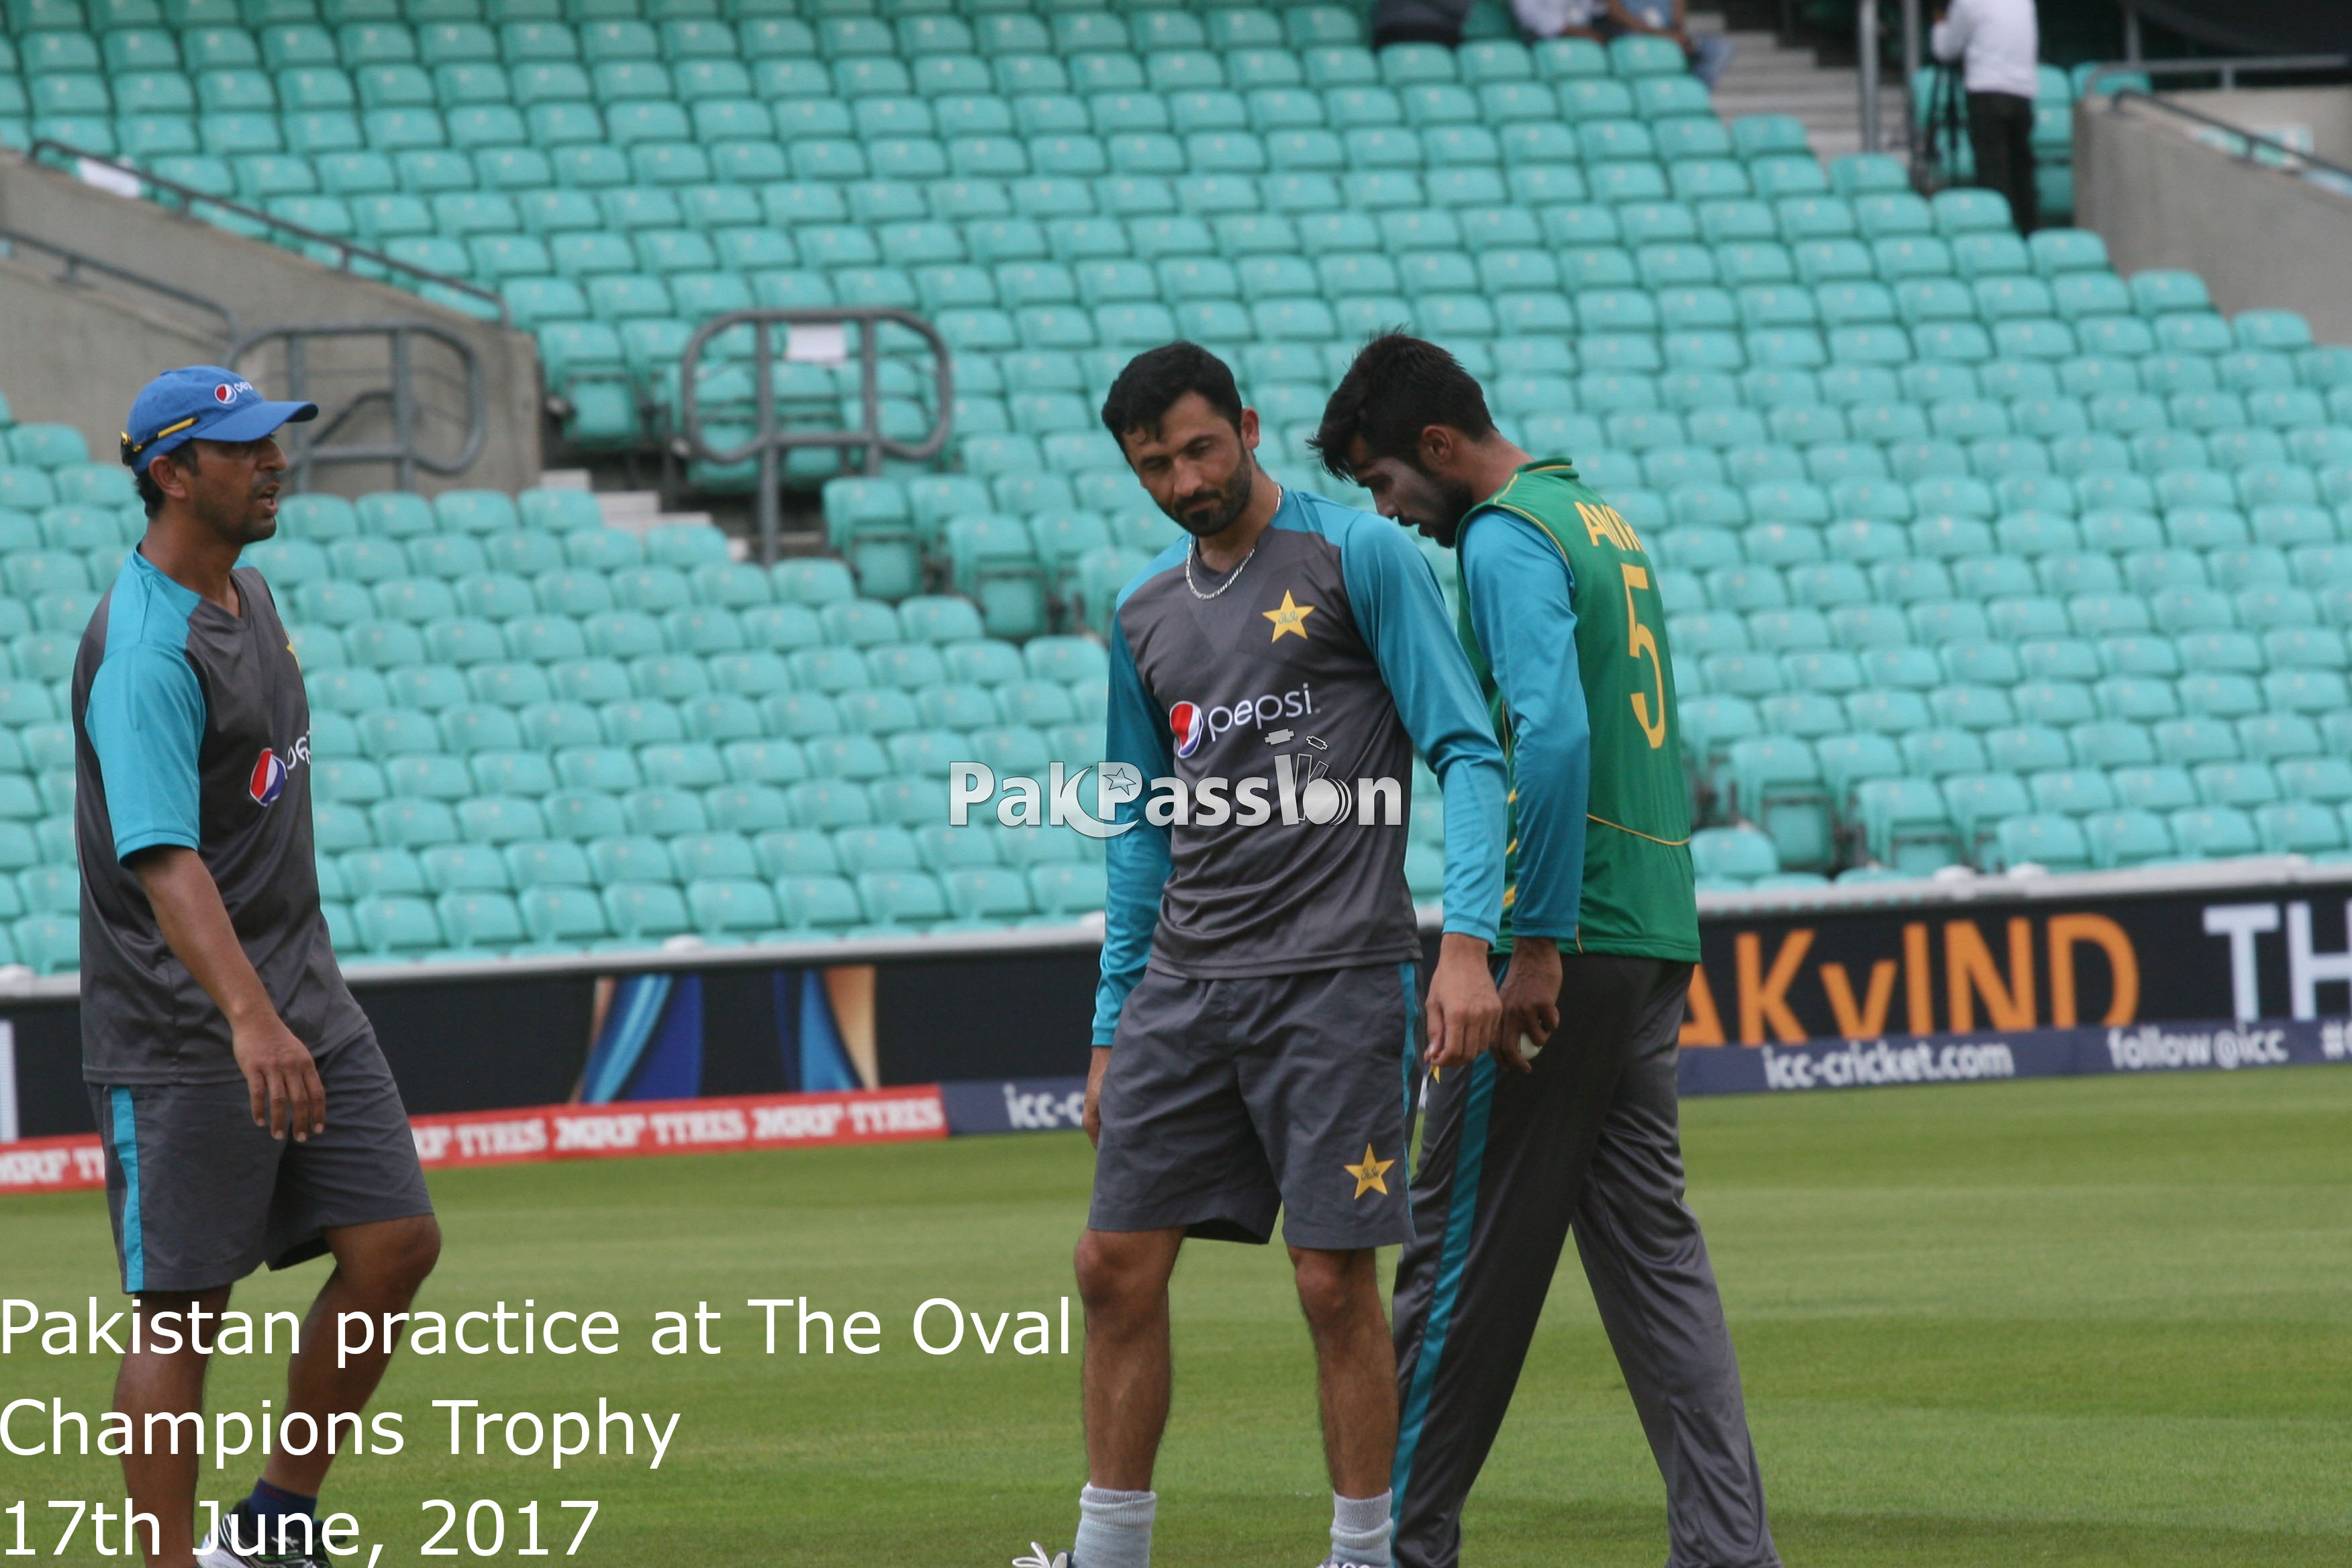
left=1344, top=1144, right=1394, bottom=1199
left=1263, top=590, right=1317, bottom=642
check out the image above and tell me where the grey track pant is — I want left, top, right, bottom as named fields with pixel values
left=1369, top=0, right=1473, bottom=44
left=1389, top=955, right=1780, bottom=1568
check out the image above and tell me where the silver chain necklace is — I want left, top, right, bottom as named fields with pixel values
left=1183, top=484, right=1279, bottom=601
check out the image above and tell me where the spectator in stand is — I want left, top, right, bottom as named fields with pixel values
left=1603, top=0, right=1734, bottom=88
left=1376, top=0, right=1731, bottom=87
left=1932, top=0, right=2042, bottom=232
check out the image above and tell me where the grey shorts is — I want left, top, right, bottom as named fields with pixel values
left=89, top=1031, right=434, bottom=1295
left=1091, top=963, right=1420, bottom=1250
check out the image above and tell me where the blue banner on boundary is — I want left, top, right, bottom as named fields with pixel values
left=1678, top=1017, right=2352, bottom=1095
left=941, top=1077, right=1089, bottom=1135
left=941, top=1022, right=2352, bottom=1134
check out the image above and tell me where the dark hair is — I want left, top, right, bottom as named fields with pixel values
left=133, top=444, right=198, bottom=519
left=1099, top=340, right=1244, bottom=444
left=1310, top=333, right=1496, bottom=482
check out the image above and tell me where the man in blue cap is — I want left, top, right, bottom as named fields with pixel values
left=84, top=368, right=441, bottom=1568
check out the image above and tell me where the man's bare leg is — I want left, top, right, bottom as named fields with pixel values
left=1075, top=1226, right=1183, bottom=1487
left=260, top=1214, right=440, bottom=1503
left=115, top=1287, right=230, bottom=1568
left=1067, top=1226, right=1185, bottom=1567
left=1292, top=1245, right=1398, bottom=1565
left=198, top=1215, right=441, bottom=1559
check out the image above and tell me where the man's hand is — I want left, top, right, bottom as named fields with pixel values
left=1424, top=932, right=1502, bottom=1071
left=1083, top=1046, right=1111, bottom=1148
left=130, top=845, right=324, bottom=1139
left=1494, top=938, right=1564, bottom=1075
left=234, top=1013, right=326, bottom=1140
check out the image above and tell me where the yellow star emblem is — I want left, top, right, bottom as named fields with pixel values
left=1263, top=590, right=1317, bottom=642
left=1343, top=1144, right=1395, bottom=1199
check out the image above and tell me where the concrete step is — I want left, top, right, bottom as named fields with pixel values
left=597, top=491, right=717, bottom=535
left=595, top=491, right=660, bottom=524
left=538, top=475, right=732, bottom=548
left=1715, top=48, right=1839, bottom=75
left=1716, top=65, right=1855, bottom=92
left=1712, top=63, right=1860, bottom=85
left=1716, top=86, right=1872, bottom=109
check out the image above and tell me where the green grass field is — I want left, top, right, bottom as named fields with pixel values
left=5, top=1067, right=2351, bottom=1566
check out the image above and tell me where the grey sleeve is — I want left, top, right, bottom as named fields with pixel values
left=1929, top=0, right=1969, bottom=63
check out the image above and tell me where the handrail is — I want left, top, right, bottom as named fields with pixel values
left=1897, top=0, right=1923, bottom=168
left=28, top=140, right=511, bottom=326
left=0, top=225, right=240, bottom=339
left=2107, top=88, right=2352, bottom=187
left=1857, top=0, right=1881, bottom=154
left=2082, top=53, right=2352, bottom=97
left=675, top=306, right=955, bottom=566
left=230, top=321, right=487, bottom=491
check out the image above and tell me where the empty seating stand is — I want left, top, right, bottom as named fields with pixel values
left=8, top=1, right=2351, bottom=906
left=0, top=427, right=1133, bottom=967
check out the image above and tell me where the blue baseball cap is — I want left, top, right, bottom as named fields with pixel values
left=120, top=366, right=317, bottom=469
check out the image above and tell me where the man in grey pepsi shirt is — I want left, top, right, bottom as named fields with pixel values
left=1024, top=345, right=1508, bottom=1568
left=78, top=367, right=439, bottom=1568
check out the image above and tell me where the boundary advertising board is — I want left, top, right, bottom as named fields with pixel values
left=5, top=866, right=2352, bottom=1146
left=1677, top=876, right=2352, bottom=1044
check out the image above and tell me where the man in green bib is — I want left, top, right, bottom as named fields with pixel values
left=1312, top=336, right=1779, bottom=1568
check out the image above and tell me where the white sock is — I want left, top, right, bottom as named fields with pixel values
left=1329, top=1489, right=1393, bottom=1567
left=1073, top=1484, right=1155, bottom=1568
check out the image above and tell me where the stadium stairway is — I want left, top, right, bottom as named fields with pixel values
left=542, top=464, right=717, bottom=536
left=1692, top=9, right=1898, bottom=165
left=0, top=137, right=546, bottom=492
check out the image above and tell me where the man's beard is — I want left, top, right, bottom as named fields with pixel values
left=204, top=481, right=280, bottom=546
left=1164, top=457, right=1255, bottom=539
left=1403, top=475, right=1478, bottom=548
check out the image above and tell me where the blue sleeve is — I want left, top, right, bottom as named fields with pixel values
left=85, top=643, right=207, bottom=861
left=1334, top=512, right=1507, bottom=944
left=1092, top=605, right=1173, bottom=1046
left=1461, top=511, right=1589, bottom=943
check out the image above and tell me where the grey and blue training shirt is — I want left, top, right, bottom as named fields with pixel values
left=73, top=548, right=366, bottom=1085
left=1093, top=487, right=1508, bottom=1045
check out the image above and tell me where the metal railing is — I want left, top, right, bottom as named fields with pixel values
left=0, top=225, right=240, bottom=340
left=675, top=307, right=955, bottom=565
left=28, top=140, right=511, bottom=326
left=230, top=322, right=487, bottom=492
left=1856, top=0, right=1926, bottom=166
left=2105, top=88, right=2352, bottom=188
left=2081, top=54, right=2352, bottom=97
left=1858, top=0, right=1881, bottom=153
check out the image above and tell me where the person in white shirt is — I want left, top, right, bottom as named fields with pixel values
left=1932, top=0, right=2041, bottom=231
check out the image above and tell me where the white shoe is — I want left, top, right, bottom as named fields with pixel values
left=1010, top=1545, right=1070, bottom=1568
left=197, top=1508, right=326, bottom=1568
